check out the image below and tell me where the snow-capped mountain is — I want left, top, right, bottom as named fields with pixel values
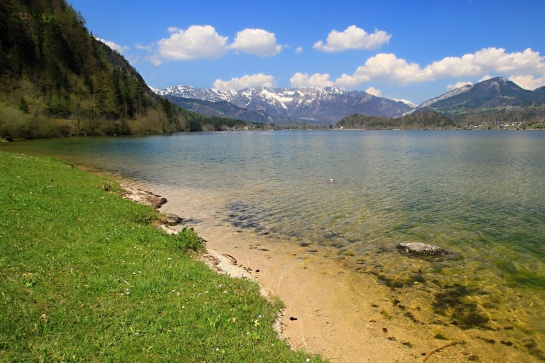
left=155, top=86, right=413, bottom=124
left=394, top=98, right=418, bottom=108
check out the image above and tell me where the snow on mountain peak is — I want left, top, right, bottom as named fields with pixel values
left=394, top=99, right=418, bottom=108
left=417, top=84, right=473, bottom=109
left=154, top=85, right=413, bottom=123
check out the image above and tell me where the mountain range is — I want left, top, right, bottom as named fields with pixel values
left=155, top=86, right=413, bottom=124
left=155, top=78, right=545, bottom=126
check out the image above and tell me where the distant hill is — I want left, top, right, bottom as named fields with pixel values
left=338, top=78, right=545, bottom=130
left=156, top=86, right=413, bottom=124
left=410, top=77, right=545, bottom=128
left=0, top=0, right=245, bottom=139
left=416, top=77, right=545, bottom=114
left=336, top=111, right=455, bottom=130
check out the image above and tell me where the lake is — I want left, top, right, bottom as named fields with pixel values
left=4, top=129, right=545, bottom=360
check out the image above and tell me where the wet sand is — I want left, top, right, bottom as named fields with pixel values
left=124, top=182, right=539, bottom=363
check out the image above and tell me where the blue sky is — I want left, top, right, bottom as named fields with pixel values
left=68, top=0, right=545, bottom=105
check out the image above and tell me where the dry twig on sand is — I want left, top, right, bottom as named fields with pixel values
left=423, top=341, right=461, bottom=362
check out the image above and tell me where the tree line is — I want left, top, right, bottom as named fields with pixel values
left=336, top=111, right=456, bottom=129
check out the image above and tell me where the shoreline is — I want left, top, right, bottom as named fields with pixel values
left=120, top=182, right=542, bottom=363
left=119, top=184, right=464, bottom=362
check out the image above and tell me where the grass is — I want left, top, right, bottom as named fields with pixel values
left=0, top=151, right=326, bottom=362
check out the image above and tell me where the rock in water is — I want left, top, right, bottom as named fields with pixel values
left=397, top=242, right=449, bottom=256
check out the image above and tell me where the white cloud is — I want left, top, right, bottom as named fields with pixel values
left=334, top=47, right=545, bottom=88
left=213, top=73, right=276, bottom=91
left=228, top=28, right=281, bottom=57
left=509, top=75, right=545, bottom=90
left=365, top=87, right=382, bottom=97
left=95, top=37, right=129, bottom=54
left=295, top=46, right=303, bottom=54
left=478, top=75, right=493, bottom=82
left=313, top=25, right=391, bottom=52
left=335, top=53, right=423, bottom=87
left=446, top=81, right=473, bottom=90
left=290, top=72, right=334, bottom=87
left=157, top=25, right=227, bottom=61
left=135, top=43, right=152, bottom=52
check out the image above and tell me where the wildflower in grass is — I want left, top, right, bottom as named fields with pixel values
left=254, top=320, right=260, bottom=327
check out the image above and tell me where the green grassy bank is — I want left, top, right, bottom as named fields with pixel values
left=0, top=151, right=324, bottom=362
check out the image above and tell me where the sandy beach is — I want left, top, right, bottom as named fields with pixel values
left=122, top=183, right=537, bottom=363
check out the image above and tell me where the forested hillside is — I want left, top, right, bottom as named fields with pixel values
left=0, top=0, right=246, bottom=139
left=336, top=111, right=455, bottom=130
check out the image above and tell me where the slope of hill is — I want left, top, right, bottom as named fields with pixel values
left=156, top=86, right=413, bottom=124
left=416, top=77, right=545, bottom=114
left=0, top=0, right=245, bottom=139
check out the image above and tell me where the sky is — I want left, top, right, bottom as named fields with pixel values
left=68, top=0, right=545, bottom=105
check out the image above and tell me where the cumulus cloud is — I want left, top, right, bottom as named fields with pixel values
left=295, top=46, right=303, bottom=54
left=290, top=72, right=334, bottom=87
left=509, top=75, right=545, bottom=90
left=336, top=53, right=423, bottom=87
left=95, top=37, right=129, bottom=54
left=157, top=25, right=227, bottom=61
left=365, top=87, right=382, bottom=97
left=479, top=75, right=494, bottom=82
left=213, top=73, right=276, bottom=91
left=446, top=81, right=473, bottom=90
left=335, top=47, right=545, bottom=88
left=313, top=25, right=391, bottom=52
left=228, top=28, right=281, bottom=56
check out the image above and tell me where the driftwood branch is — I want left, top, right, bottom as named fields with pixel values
left=423, top=341, right=461, bottom=362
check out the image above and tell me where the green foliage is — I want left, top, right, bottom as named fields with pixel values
left=0, top=0, right=242, bottom=139
left=0, top=151, right=326, bottom=362
left=336, top=111, right=455, bottom=129
left=174, top=227, right=206, bottom=252
left=181, top=107, right=249, bottom=132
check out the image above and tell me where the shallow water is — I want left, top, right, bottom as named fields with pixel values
left=4, top=130, right=545, bottom=359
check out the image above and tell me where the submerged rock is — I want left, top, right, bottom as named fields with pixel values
left=397, top=242, right=449, bottom=256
